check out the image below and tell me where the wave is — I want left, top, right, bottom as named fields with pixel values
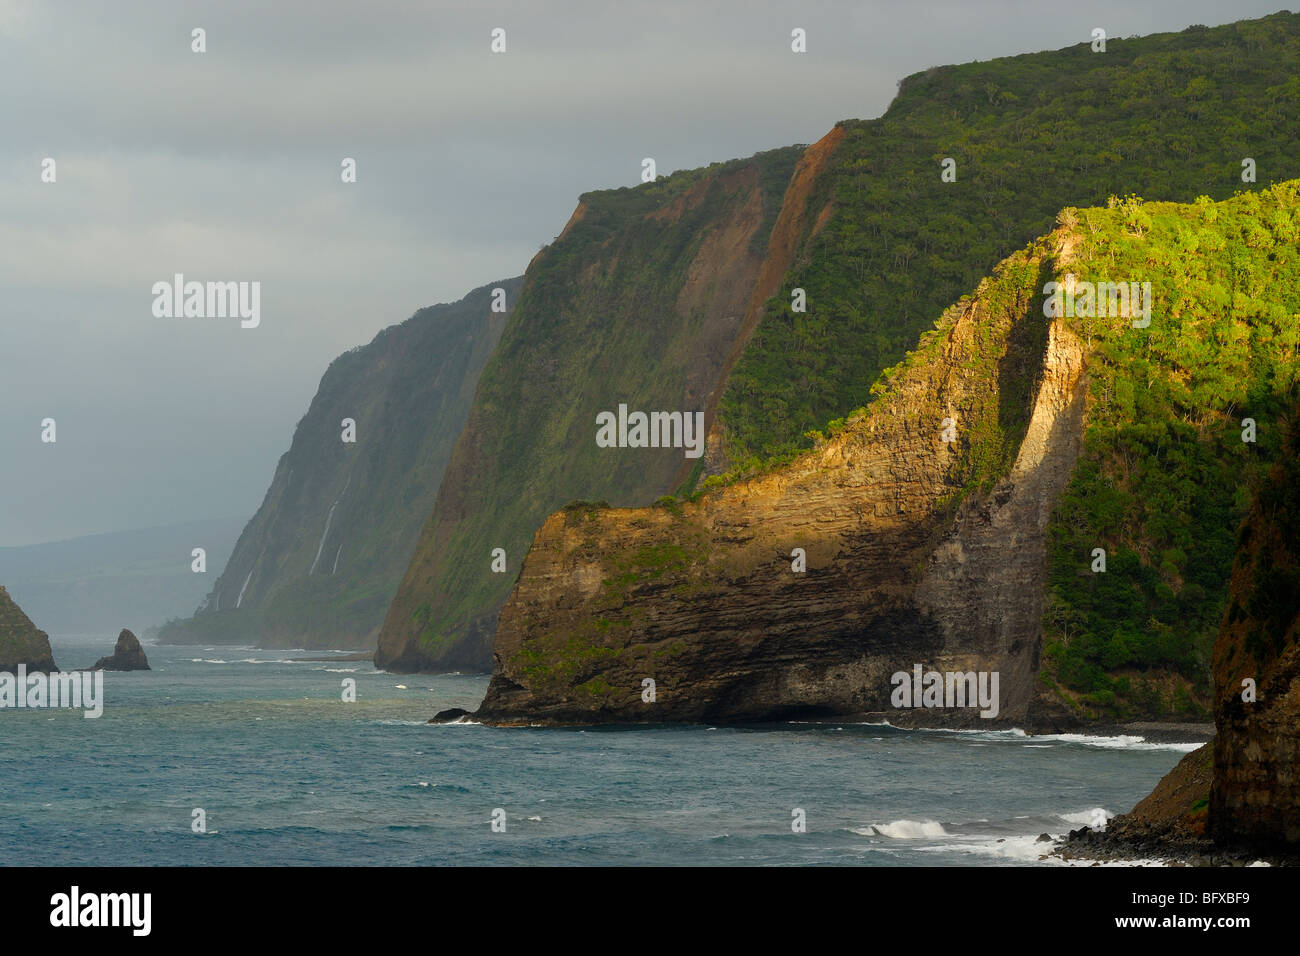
left=186, top=657, right=302, bottom=665
left=1031, top=734, right=1202, bottom=753
left=853, top=806, right=1113, bottom=845
left=1059, top=807, right=1114, bottom=829
left=852, top=819, right=949, bottom=839
left=851, top=721, right=1200, bottom=751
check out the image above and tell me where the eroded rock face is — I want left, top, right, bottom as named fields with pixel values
left=1211, top=408, right=1300, bottom=848
left=478, top=239, right=1087, bottom=726
left=92, top=629, right=150, bottom=671
left=0, top=585, right=58, bottom=673
left=376, top=144, right=814, bottom=673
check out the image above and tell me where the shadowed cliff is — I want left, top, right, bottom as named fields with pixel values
left=159, top=278, right=521, bottom=650
left=1211, top=403, right=1300, bottom=848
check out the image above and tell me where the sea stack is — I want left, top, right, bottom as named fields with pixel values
left=92, top=629, right=151, bottom=671
left=0, top=585, right=58, bottom=673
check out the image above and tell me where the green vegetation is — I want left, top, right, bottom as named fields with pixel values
left=1041, top=183, right=1300, bottom=719
left=721, top=13, right=1300, bottom=474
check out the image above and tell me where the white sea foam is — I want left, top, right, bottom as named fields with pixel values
left=1059, top=807, right=1114, bottom=829
left=917, top=835, right=1059, bottom=862
left=1032, top=733, right=1202, bottom=753
left=854, top=819, right=948, bottom=839
left=188, top=657, right=304, bottom=665
left=855, top=722, right=1201, bottom=752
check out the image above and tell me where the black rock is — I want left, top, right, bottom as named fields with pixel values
left=92, top=629, right=151, bottom=671
left=428, top=707, right=472, bottom=723
left=1036, top=833, right=1053, bottom=843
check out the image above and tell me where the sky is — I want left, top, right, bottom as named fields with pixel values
left=0, top=0, right=1286, bottom=547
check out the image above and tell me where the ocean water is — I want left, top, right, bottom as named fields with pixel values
left=0, top=635, right=1202, bottom=866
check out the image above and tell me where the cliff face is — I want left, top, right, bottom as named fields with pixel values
left=0, top=585, right=58, bottom=673
left=385, top=13, right=1300, bottom=675
left=479, top=182, right=1300, bottom=726
left=158, top=278, right=521, bottom=649
left=376, top=146, right=810, bottom=671
left=1211, top=406, right=1300, bottom=848
left=479, top=239, right=1082, bottom=723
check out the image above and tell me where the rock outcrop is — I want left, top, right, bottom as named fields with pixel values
left=1211, top=405, right=1300, bottom=849
left=0, top=585, right=58, bottom=673
left=1061, top=743, right=1214, bottom=863
left=92, top=629, right=151, bottom=671
left=478, top=239, right=1083, bottom=724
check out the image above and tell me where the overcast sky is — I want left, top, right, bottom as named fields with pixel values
left=0, top=0, right=1284, bottom=546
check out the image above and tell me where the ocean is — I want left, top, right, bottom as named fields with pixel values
left=0, top=635, right=1202, bottom=866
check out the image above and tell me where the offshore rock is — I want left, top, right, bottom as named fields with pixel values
left=92, top=629, right=151, bottom=671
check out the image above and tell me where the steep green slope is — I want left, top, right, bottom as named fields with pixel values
left=158, top=278, right=522, bottom=649
left=1038, top=183, right=1300, bottom=721
left=718, top=13, right=1300, bottom=474
left=475, top=183, right=1299, bottom=726
left=376, top=148, right=804, bottom=670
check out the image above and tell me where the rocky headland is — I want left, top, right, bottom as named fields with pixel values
left=0, top=585, right=58, bottom=673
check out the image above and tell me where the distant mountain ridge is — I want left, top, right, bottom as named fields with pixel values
left=0, top=517, right=242, bottom=635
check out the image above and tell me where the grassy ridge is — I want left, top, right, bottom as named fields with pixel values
left=720, top=14, right=1300, bottom=474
